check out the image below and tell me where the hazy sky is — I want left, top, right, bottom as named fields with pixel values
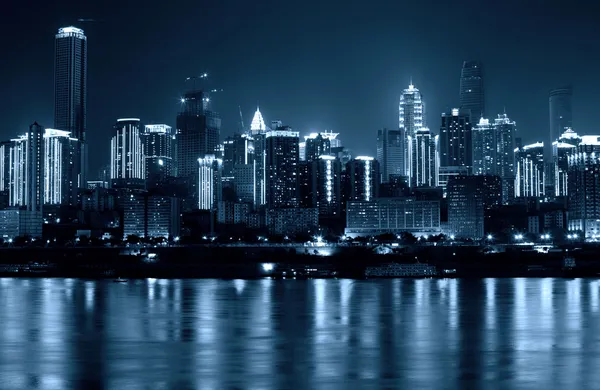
left=0, top=0, right=598, bottom=175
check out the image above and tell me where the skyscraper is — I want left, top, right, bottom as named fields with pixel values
left=515, top=142, right=545, bottom=198
left=143, top=124, right=174, bottom=186
left=553, top=128, right=580, bottom=197
left=549, top=87, right=573, bottom=159
left=376, top=128, right=405, bottom=183
left=408, top=128, right=438, bottom=188
left=568, top=136, right=600, bottom=238
left=310, top=155, right=342, bottom=218
left=54, top=27, right=87, bottom=186
left=250, top=107, right=268, bottom=206
left=110, top=119, right=145, bottom=188
left=265, top=128, right=300, bottom=208
left=472, top=118, right=495, bottom=176
left=346, top=156, right=380, bottom=202
left=494, top=113, right=517, bottom=203
left=398, top=83, right=425, bottom=176
left=459, top=61, right=484, bottom=121
left=439, top=108, right=472, bottom=169
left=43, top=129, right=79, bottom=205
left=198, top=155, right=223, bottom=210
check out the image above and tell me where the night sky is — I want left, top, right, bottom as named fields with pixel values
left=0, top=0, right=598, bottom=176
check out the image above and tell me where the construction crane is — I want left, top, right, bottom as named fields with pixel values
left=185, top=73, right=208, bottom=91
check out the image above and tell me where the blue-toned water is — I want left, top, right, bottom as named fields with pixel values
left=0, top=278, right=599, bottom=389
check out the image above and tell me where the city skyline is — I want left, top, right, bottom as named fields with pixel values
left=0, top=0, right=597, bottom=175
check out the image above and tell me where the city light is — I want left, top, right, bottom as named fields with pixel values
left=262, top=263, right=274, bottom=272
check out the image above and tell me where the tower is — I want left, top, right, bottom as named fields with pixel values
left=549, top=87, right=573, bottom=160
left=110, top=118, right=145, bottom=188
left=398, top=82, right=425, bottom=177
left=376, top=129, right=405, bottom=183
left=54, top=27, right=87, bottom=187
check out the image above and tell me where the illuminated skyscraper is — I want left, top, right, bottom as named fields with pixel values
left=472, top=118, right=495, bottom=176
left=250, top=107, right=267, bottom=134
left=111, top=119, right=145, bottom=188
left=439, top=108, right=472, bottom=169
left=54, top=27, right=87, bottom=185
left=398, top=83, right=424, bottom=177
left=346, top=156, right=379, bottom=202
left=8, top=135, right=28, bottom=207
left=43, top=129, right=79, bottom=205
left=143, top=124, right=174, bottom=186
left=265, top=128, right=300, bottom=208
left=408, top=127, right=438, bottom=188
left=553, top=128, right=580, bottom=197
left=459, top=61, right=484, bottom=121
left=568, top=136, right=600, bottom=238
left=222, top=133, right=254, bottom=177
left=494, top=113, right=516, bottom=203
left=305, top=132, right=336, bottom=162
left=198, top=155, right=222, bottom=210
left=311, top=155, right=342, bottom=218
left=515, top=142, right=545, bottom=198
left=0, top=141, right=10, bottom=193
left=549, top=87, right=573, bottom=159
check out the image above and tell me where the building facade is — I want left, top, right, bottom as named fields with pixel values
left=198, top=155, right=223, bottom=210
left=439, top=108, right=472, bottom=170
left=408, top=128, right=438, bottom=188
left=459, top=61, right=484, bottom=121
left=515, top=142, right=545, bottom=198
left=43, top=129, right=79, bottom=205
left=265, top=129, right=300, bottom=208
left=143, top=124, right=174, bottom=186
left=346, top=156, right=380, bottom=202
left=549, top=87, right=573, bottom=160
left=377, top=128, right=405, bottom=183
left=111, top=118, right=145, bottom=188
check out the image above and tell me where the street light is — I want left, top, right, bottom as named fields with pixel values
left=487, top=234, right=493, bottom=241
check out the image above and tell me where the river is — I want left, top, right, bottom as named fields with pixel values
left=0, top=278, right=599, bottom=389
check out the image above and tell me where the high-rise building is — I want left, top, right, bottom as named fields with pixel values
left=553, top=128, right=580, bottom=197
left=494, top=113, right=516, bottom=203
left=515, top=142, right=545, bottom=198
left=198, top=155, right=223, bottom=210
left=250, top=106, right=267, bottom=134
left=447, top=175, right=501, bottom=240
left=408, top=127, right=438, bottom=188
left=0, top=141, right=10, bottom=193
left=398, top=83, right=425, bottom=177
left=43, top=129, right=79, bottom=205
left=346, top=156, right=380, bottom=202
left=304, top=133, right=333, bottom=162
left=54, top=27, right=87, bottom=186
left=176, top=90, right=221, bottom=179
left=440, top=108, right=472, bottom=169
left=377, top=128, right=405, bottom=183
left=143, top=125, right=174, bottom=186
left=310, top=155, right=342, bottom=218
left=472, top=118, right=495, bottom=176
left=27, top=123, right=44, bottom=214
left=459, top=61, right=484, bottom=121
left=568, top=136, right=600, bottom=238
left=265, top=129, right=300, bottom=208
left=549, top=87, right=573, bottom=160
left=110, top=119, right=145, bottom=188
left=8, top=135, right=27, bottom=207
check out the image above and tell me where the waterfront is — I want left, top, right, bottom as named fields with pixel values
left=1, top=278, right=600, bottom=389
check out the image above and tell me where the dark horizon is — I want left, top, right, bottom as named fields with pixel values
left=0, top=0, right=598, bottom=176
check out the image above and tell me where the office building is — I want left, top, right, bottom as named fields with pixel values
left=266, top=208, right=319, bottom=236
left=43, top=129, right=79, bottom=205
left=398, top=83, right=425, bottom=177
left=54, top=26, right=87, bottom=186
left=515, top=142, right=545, bottom=198
left=176, top=90, right=221, bottom=178
left=377, top=128, right=405, bottom=183
left=346, top=156, right=379, bottom=202
left=265, top=129, right=299, bottom=208
left=568, top=136, right=600, bottom=238
left=143, top=124, right=174, bottom=186
left=304, top=131, right=339, bottom=162
left=198, top=155, right=222, bottom=210
left=553, top=128, right=580, bottom=197
left=439, top=108, right=472, bottom=169
left=408, top=127, right=438, bottom=188
left=110, top=118, right=145, bottom=188
left=222, top=133, right=254, bottom=177
left=447, top=175, right=502, bottom=239
left=345, top=197, right=441, bottom=237
left=472, top=118, right=495, bottom=176
left=459, top=61, right=484, bottom=121
left=311, top=155, right=342, bottom=218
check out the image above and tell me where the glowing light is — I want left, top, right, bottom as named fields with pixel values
left=117, top=118, right=141, bottom=122
left=198, top=155, right=223, bottom=210
left=262, top=263, right=274, bottom=272
left=250, top=107, right=267, bottom=132
left=158, top=159, right=164, bottom=166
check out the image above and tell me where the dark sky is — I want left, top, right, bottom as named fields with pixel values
left=0, top=0, right=598, bottom=176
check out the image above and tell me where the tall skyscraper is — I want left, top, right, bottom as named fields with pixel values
left=472, top=118, right=495, bottom=176
left=310, top=155, right=342, bottom=218
left=494, top=113, right=517, bottom=203
left=222, top=133, right=255, bottom=177
left=265, top=128, right=300, bottom=208
left=43, top=129, right=79, bottom=205
left=110, top=118, right=145, bottom=188
left=0, top=141, right=10, bottom=193
left=54, top=27, right=87, bottom=186
left=376, top=128, right=405, bottom=183
left=143, top=124, right=174, bottom=186
left=250, top=106, right=267, bottom=134
left=515, top=142, right=545, bottom=198
left=439, top=108, right=472, bottom=169
left=459, top=61, right=484, bottom=121
left=408, top=128, right=438, bottom=188
left=398, top=83, right=425, bottom=176
left=568, top=136, right=600, bottom=238
left=176, top=90, right=221, bottom=178
left=304, top=133, right=333, bottom=162
left=8, top=135, right=27, bottom=207
left=250, top=107, right=268, bottom=206
left=198, top=155, right=223, bottom=210
left=549, top=87, right=573, bottom=159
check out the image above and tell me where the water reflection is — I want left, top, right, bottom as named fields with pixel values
left=0, top=278, right=600, bottom=389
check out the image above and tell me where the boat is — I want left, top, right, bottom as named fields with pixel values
left=365, top=263, right=438, bottom=278
left=113, top=277, right=128, bottom=283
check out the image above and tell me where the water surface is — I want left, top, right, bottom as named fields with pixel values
left=0, top=278, right=599, bottom=389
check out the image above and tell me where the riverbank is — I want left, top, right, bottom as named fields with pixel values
left=0, top=244, right=598, bottom=278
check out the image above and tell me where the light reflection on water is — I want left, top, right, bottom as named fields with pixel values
left=0, top=278, right=600, bottom=389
